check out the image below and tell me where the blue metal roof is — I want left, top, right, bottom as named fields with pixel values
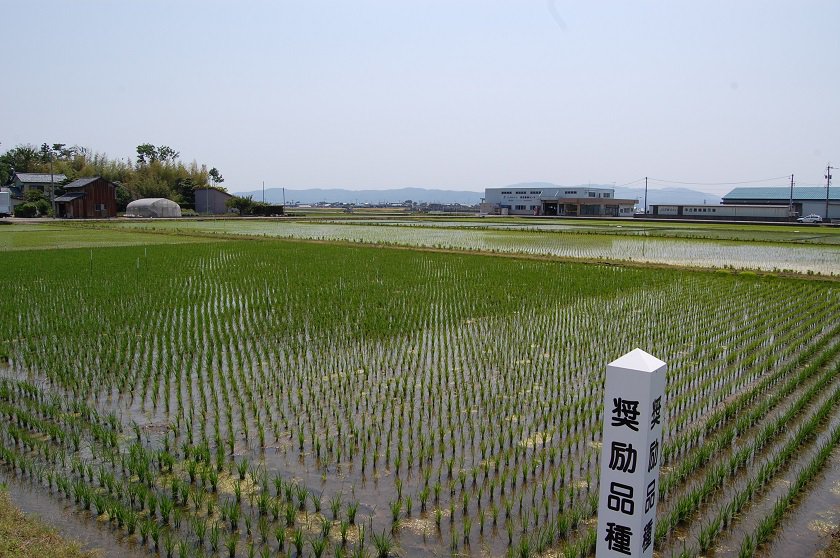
left=723, top=186, right=838, bottom=201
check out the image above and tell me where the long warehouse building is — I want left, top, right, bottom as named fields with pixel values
left=722, top=186, right=840, bottom=220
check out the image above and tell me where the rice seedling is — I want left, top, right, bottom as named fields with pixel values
left=275, top=526, right=286, bottom=550
left=389, top=499, right=401, bottom=526
left=209, top=523, right=220, bottom=552
left=192, top=516, right=207, bottom=545
left=163, top=531, right=175, bottom=558
left=225, top=533, right=239, bottom=558
left=372, top=529, right=395, bottom=558
left=292, top=528, right=304, bottom=556
left=311, top=491, right=323, bottom=514
left=311, top=535, right=329, bottom=558
left=340, top=520, right=350, bottom=547
left=150, top=521, right=162, bottom=553
left=330, top=493, right=343, bottom=519
left=244, top=513, right=253, bottom=537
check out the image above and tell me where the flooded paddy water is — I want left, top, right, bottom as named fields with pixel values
left=1, top=472, right=150, bottom=558
left=763, top=446, right=840, bottom=557
left=106, top=220, right=840, bottom=276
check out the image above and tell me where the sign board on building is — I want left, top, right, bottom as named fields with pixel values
left=596, top=349, right=667, bottom=557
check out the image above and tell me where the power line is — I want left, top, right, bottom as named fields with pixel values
left=616, top=177, right=646, bottom=187
left=646, top=175, right=791, bottom=186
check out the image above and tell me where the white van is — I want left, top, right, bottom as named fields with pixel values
left=0, top=190, right=12, bottom=217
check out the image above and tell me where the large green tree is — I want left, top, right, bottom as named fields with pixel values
left=0, top=144, right=41, bottom=184
left=209, top=167, right=224, bottom=186
left=136, top=144, right=180, bottom=165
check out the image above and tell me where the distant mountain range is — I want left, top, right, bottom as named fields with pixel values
left=616, top=186, right=721, bottom=206
left=233, top=184, right=721, bottom=206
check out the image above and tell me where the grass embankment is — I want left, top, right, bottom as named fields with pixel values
left=0, top=223, right=213, bottom=251
left=0, top=484, right=95, bottom=558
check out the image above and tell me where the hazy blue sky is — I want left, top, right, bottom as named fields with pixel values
left=2, top=1, right=839, bottom=195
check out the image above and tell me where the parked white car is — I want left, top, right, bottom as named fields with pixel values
left=796, top=214, right=823, bottom=223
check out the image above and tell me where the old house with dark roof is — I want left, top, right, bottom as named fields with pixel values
left=5, top=172, right=68, bottom=209
left=55, top=177, right=117, bottom=218
left=9, top=172, right=68, bottom=194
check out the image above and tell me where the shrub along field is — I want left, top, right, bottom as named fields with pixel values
left=0, top=233, right=839, bottom=557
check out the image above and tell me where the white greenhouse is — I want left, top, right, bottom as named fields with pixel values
left=125, top=198, right=182, bottom=218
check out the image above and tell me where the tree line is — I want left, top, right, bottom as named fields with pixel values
left=0, top=143, right=227, bottom=211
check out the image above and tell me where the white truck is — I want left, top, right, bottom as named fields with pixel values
left=0, top=190, right=12, bottom=217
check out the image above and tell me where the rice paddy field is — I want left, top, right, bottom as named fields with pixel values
left=96, top=219, right=840, bottom=276
left=0, top=220, right=839, bottom=558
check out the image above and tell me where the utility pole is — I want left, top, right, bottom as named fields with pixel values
left=262, top=181, right=265, bottom=204
left=50, top=154, right=55, bottom=218
left=644, top=177, right=648, bottom=215
left=826, top=165, right=833, bottom=222
left=789, top=174, right=794, bottom=219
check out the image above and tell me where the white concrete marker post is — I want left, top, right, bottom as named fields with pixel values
left=596, top=349, right=667, bottom=557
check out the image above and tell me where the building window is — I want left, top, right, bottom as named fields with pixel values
left=515, top=205, right=526, bottom=210
left=501, top=191, right=512, bottom=194
left=515, top=191, right=526, bottom=194
left=588, top=192, right=596, bottom=197
left=95, top=203, right=106, bottom=211
left=529, top=191, right=541, bottom=194
left=603, top=193, right=610, bottom=198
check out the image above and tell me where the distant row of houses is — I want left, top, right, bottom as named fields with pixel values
left=4, top=171, right=837, bottom=221
left=1, top=172, right=237, bottom=218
